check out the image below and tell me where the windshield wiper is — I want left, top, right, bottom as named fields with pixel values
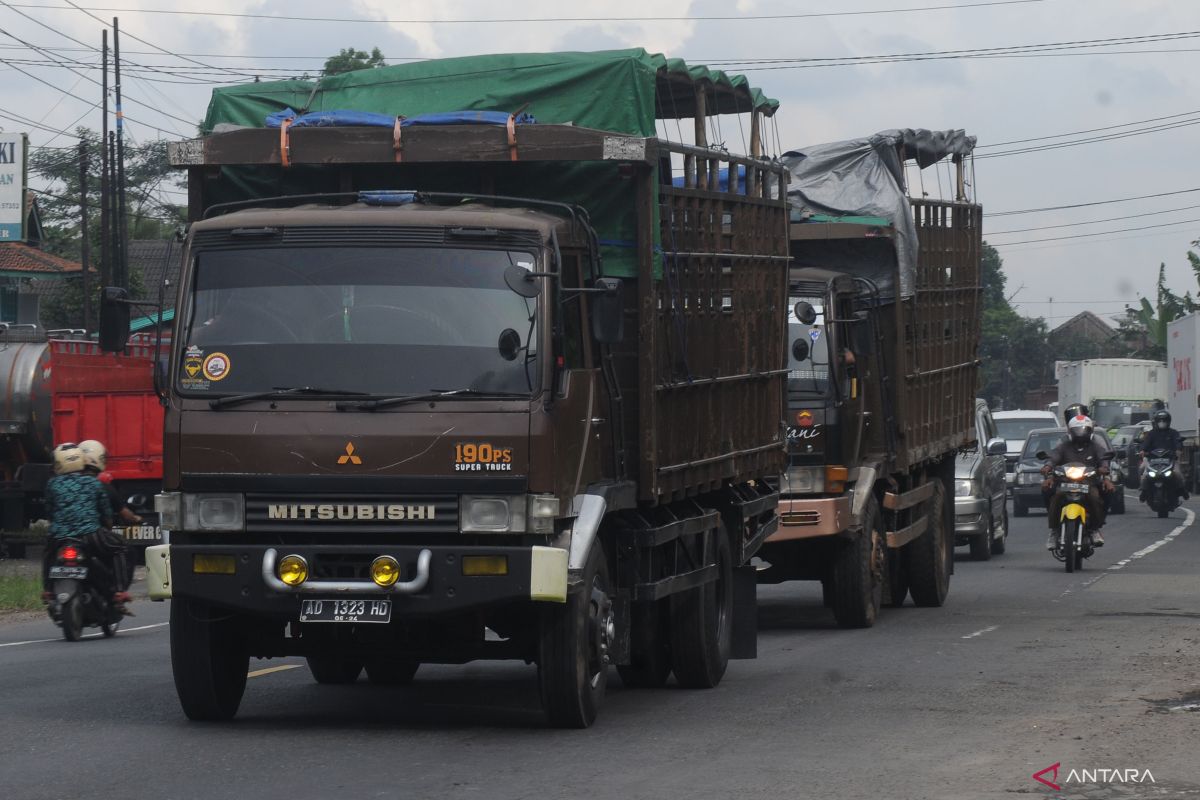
left=210, top=386, right=371, bottom=410
left=336, top=388, right=528, bottom=411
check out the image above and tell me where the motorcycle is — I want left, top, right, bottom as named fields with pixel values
left=1039, top=454, right=1097, bottom=573
left=1143, top=448, right=1181, bottom=519
left=45, top=539, right=122, bottom=640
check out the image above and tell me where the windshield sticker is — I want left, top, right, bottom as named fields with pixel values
left=202, top=352, right=231, bottom=382
left=809, top=327, right=822, bottom=343
left=183, top=356, right=203, bottom=379
left=455, top=442, right=514, bottom=472
left=185, top=345, right=203, bottom=358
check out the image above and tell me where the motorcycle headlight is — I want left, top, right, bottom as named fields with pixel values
left=1064, top=466, right=1087, bottom=481
left=1162, top=468, right=1173, bottom=477
left=182, top=493, right=244, bottom=532
left=954, top=479, right=976, bottom=497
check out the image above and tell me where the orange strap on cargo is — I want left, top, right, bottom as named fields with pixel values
left=506, top=113, right=518, bottom=162
left=279, top=117, right=293, bottom=168
left=393, top=116, right=404, bottom=163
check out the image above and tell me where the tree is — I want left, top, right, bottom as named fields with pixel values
left=1115, top=260, right=1198, bottom=360
left=323, top=47, right=386, bottom=76
left=977, top=242, right=1054, bottom=408
left=29, top=128, right=183, bottom=328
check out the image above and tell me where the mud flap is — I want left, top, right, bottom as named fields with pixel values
left=731, top=564, right=757, bottom=659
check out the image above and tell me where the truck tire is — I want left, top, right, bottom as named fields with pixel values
left=829, top=498, right=883, bottom=628
left=170, top=596, right=248, bottom=721
left=617, top=600, right=672, bottom=689
left=538, top=540, right=612, bottom=728
left=669, top=522, right=733, bottom=689
left=364, top=657, right=419, bottom=685
left=306, top=655, right=363, bottom=684
left=905, top=479, right=951, bottom=608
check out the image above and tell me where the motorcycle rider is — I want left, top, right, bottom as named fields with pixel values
left=1139, top=409, right=1188, bottom=503
left=1062, top=403, right=1117, bottom=514
left=41, top=444, right=115, bottom=599
left=1042, top=414, right=1112, bottom=549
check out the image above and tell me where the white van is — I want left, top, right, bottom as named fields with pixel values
left=993, top=409, right=1060, bottom=488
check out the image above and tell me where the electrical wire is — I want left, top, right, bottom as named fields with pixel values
left=988, top=187, right=1200, bottom=217
left=985, top=203, right=1200, bottom=235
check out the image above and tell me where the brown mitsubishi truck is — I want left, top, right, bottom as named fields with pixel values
left=101, top=53, right=789, bottom=727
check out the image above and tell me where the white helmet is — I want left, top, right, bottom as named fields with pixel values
left=77, top=439, right=107, bottom=471
left=52, top=443, right=85, bottom=475
left=1067, top=414, right=1094, bottom=445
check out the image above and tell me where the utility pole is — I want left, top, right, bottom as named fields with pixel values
left=99, top=29, right=109, bottom=287
left=113, top=17, right=128, bottom=291
left=79, top=140, right=91, bottom=333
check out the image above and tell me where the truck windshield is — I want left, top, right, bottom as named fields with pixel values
left=1091, top=399, right=1156, bottom=430
left=179, top=246, right=539, bottom=397
left=787, top=295, right=830, bottom=396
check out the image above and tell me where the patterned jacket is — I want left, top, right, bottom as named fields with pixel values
left=45, top=473, right=112, bottom=540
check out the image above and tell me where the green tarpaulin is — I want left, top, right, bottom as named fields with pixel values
left=200, top=49, right=780, bottom=278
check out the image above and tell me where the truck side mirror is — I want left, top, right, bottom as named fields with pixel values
left=591, top=278, right=624, bottom=344
left=98, top=287, right=130, bottom=352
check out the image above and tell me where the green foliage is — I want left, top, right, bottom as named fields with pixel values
left=323, top=47, right=386, bottom=76
left=978, top=242, right=1055, bottom=408
left=1116, top=258, right=1200, bottom=360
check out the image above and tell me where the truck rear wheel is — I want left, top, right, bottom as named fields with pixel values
left=306, top=655, right=363, bottom=684
left=617, top=600, right=672, bottom=689
left=830, top=498, right=883, bottom=628
left=171, top=596, right=248, bottom=721
left=538, top=540, right=611, bottom=728
left=905, top=479, right=951, bottom=607
left=669, top=522, right=733, bottom=689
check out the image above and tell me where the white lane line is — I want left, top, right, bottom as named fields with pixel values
left=1109, top=506, right=1195, bottom=571
left=247, top=663, right=303, bottom=679
left=0, top=621, right=168, bottom=648
left=961, top=625, right=999, bottom=640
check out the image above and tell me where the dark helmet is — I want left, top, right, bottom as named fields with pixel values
left=1067, top=414, right=1094, bottom=445
left=1063, top=403, right=1090, bottom=424
left=1153, top=409, right=1171, bottom=429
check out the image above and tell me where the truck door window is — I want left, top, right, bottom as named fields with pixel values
left=182, top=246, right=541, bottom=397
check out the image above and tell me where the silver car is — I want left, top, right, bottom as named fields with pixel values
left=954, top=399, right=1010, bottom=560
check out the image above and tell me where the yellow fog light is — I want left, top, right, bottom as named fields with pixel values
left=370, top=555, right=401, bottom=587
left=193, top=554, right=236, bottom=575
left=462, top=555, right=508, bottom=576
left=278, top=554, right=309, bottom=586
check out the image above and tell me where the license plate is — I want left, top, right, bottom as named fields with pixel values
left=48, top=566, right=88, bottom=579
left=1061, top=482, right=1090, bottom=493
left=299, top=598, right=392, bottom=624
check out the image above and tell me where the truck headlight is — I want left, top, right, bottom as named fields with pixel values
left=782, top=466, right=825, bottom=494
left=461, top=495, right=527, bottom=533
left=954, top=479, right=976, bottom=497
left=182, top=493, right=244, bottom=532
left=155, top=492, right=181, bottom=529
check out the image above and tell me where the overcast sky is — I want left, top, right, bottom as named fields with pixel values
left=2, top=0, right=1197, bottom=330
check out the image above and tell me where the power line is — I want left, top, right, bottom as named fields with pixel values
left=6, top=0, right=1047, bottom=25
left=978, top=108, right=1200, bottom=148
left=993, top=216, right=1200, bottom=246
left=985, top=203, right=1200, bottom=235
left=975, top=117, right=1200, bottom=158
left=987, top=187, right=1200, bottom=217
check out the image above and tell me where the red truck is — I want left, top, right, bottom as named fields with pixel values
left=0, top=325, right=165, bottom=556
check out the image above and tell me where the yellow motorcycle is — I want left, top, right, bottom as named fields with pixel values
left=1042, top=459, right=1098, bottom=573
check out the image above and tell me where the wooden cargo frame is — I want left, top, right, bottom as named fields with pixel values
left=168, top=122, right=790, bottom=504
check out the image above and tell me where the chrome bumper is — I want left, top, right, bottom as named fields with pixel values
left=768, top=496, right=850, bottom=541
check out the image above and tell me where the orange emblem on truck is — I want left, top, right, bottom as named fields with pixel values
left=337, top=442, right=362, bottom=465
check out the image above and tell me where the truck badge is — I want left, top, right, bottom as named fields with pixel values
left=337, top=442, right=363, bottom=465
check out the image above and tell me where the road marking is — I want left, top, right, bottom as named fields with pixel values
left=961, top=625, right=998, bottom=639
left=1109, top=506, right=1195, bottom=571
left=247, top=663, right=303, bottom=679
left=0, top=621, right=168, bottom=648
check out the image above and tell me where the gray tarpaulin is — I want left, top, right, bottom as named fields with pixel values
left=781, top=129, right=976, bottom=298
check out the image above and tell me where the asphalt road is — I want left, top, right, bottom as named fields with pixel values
left=3, top=494, right=1199, bottom=800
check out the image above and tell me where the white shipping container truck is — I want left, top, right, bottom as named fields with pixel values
left=1167, top=313, right=1200, bottom=437
left=1056, top=358, right=1167, bottom=431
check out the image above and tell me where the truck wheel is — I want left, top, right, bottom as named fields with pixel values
left=617, top=600, right=672, bottom=689
left=905, top=479, right=950, bottom=607
left=364, top=657, right=419, bottom=686
left=990, top=504, right=1008, bottom=555
left=306, top=655, right=363, bottom=684
left=830, top=498, right=883, bottom=628
left=538, top=540, right=612, bottom=728
left=669, top=522, right=733, bottom=688
left=968, top=507, right=993, bottom=562
left=170, top=596, right=248, bottom=721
